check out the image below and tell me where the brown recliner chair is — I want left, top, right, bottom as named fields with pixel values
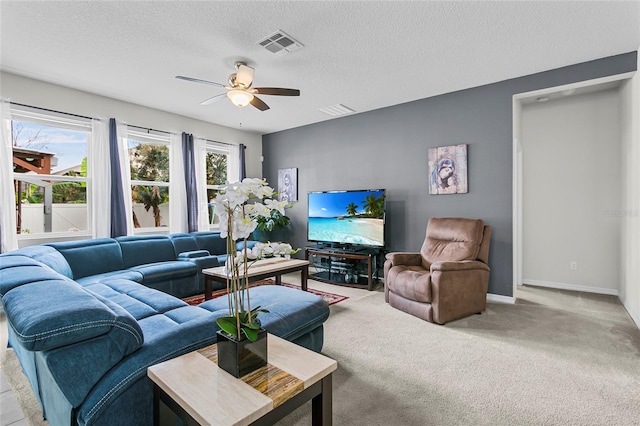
left=384, top=217, right=491, bottom=324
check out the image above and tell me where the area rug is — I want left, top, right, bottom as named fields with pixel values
left=183, top=279, right=349, bottom=306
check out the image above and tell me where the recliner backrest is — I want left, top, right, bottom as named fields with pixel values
left=477, top=225, right=491, bottom=264
left=420, top=217, right=485, bottom=267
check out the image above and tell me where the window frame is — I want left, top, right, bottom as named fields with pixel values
left=10, top=106, right=93, bottom=240
left=204, top=141, right=232, bottom=230
left=126, top=128, right=171, bottom=234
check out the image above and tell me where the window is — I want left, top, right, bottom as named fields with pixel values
left=11, top=108, right=91, bottom=236
left=205, top=142, right=230, bottom=228
left=127, top=129, right=170, bottom=230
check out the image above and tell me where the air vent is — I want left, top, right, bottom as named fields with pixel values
left=318, top=104, right=355, bottom=117
left=257, top=30, right=303, bottom=56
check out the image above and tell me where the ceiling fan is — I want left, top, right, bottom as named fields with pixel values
left=175, top=61, right=300, bottom=111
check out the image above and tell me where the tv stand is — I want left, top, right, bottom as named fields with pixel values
left=305, top=246, right=382, bottom=291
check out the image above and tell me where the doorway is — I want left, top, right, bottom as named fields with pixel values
left=512, top=72, right=635, bottom=302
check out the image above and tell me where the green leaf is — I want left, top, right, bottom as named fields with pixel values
left=243, top=322, right=261, bottom=330
left=242, top=327, right=259, bottom=342
left=216, top=316, right=238, bottom=337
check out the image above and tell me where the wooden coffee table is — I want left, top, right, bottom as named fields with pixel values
left=148, top=333, right=337, bottom=426
left=202, top=258, right=310, bottom=300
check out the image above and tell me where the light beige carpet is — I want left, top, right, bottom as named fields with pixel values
left=275, top=284, right=640, bottom=425
left=2, top=282, right=640, bottom=426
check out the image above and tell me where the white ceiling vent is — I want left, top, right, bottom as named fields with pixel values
left=257, top=30, right=303, bottom=56
left=318, top=104, right=355, bottom=117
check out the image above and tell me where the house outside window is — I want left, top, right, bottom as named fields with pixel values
left=10, top=108, right=91, bottom=237
left=127, top=129, right=170, bottom=231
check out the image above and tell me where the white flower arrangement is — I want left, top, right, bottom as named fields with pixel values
left=234, top=241, right=300, bottom=265
left=212, top=178, right=298, bottom=342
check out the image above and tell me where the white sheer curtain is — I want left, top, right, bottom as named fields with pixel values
left=169, top=132, right=188, bottom=233
left=90, top=119, right=111, bottom=238
left=228, top=143, right=240, bottom=183
left=117, top=121, right=135, bottom=235
left=194, top=137, right=210, bottom=231
left=0, top=100, right=18, bottom=252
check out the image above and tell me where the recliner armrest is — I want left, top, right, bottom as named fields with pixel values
left=385, top=252, right=423, bottom=267
left=430, top=260, right=490, bottom=272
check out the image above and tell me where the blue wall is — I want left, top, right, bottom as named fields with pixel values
left=262, top=52, right=637, bottom=297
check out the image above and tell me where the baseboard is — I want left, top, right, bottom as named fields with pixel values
left=522, top=279, right=619, bottom=296
left=487, top=293, right=515, bottom=304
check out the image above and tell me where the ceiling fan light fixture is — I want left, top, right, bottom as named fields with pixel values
left=227, top=89, right=254, bottom=107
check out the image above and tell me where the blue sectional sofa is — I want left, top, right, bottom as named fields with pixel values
left=0, top=232, right=330, bottom=426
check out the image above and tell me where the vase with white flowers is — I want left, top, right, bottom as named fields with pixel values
left=211, top=178, right=292, bottom=377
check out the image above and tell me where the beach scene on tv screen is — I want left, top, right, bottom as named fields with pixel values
left=308, top=190, right=385, bottom=247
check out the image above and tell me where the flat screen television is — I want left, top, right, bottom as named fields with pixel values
left=307, top=189, right=386, bottom=248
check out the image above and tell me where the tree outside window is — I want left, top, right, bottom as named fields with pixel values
left=128, top=138, right=170, bottom=228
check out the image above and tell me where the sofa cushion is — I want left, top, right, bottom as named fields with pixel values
left=84, top=279, right=189, bottom=321
left=76, top=269, right=144, bottom=286
left=2, top=245, right=73, bottom=278
left=386, top=265, right=432, bottom=303
left=116, top=235, right=177, bottom=268
left=168, top=233, right=200, bottom=256
left=0, top=256, right=72, bottom=294
left=191, top=231, right=227, bottom=255
left=46, top=238, right=125, bottom=280
left=198, top=285, right=330, bottom=343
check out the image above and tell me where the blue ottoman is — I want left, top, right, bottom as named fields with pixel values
left=198, top=285, right=330, bottom=352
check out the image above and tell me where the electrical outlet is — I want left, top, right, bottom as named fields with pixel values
left=570, top=261, right=578, bottom=271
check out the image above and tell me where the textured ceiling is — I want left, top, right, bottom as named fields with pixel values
left=1, top=1, right=639, bottom=135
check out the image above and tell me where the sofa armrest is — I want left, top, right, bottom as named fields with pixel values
left=430, top=260, right=490, bottom=272
left=4, top=279, right=143, bottom=352
left=177, top=250, right=211, bottom=260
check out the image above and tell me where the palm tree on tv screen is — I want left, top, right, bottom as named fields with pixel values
left=363, top=194, right=384, bottom=218
left=346, top=202, right=358, bottom=216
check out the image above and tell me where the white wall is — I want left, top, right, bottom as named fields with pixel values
left=619, top=63, right=640, bottom=327
left=522, top=89, right=622, bottom=294
left=0, top=72, right=263, bottom=177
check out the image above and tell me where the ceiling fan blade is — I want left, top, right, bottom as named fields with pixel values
left=253, top=87, right=300, bottom=96
left=176, top=75, right=225, bottom=88
left=250, top=96, right=270, bottom=111
left=235, top=64, right=255, bottom=88
left=200, top=93, right=227, bottom=105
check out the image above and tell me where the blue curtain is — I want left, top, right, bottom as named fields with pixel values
left=182, top=133, right=198, bottom=232
left=239, top=143, right=246, bottom=181
left=109, top=118, right=128, bottom=237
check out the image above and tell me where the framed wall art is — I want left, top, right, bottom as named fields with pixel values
left=278, top=167, right=298, bottom=202
left=428, top=144, right=468, bottom=194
